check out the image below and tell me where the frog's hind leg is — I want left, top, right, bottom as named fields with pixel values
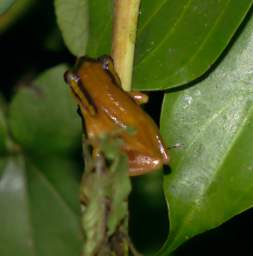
left=129, top=91, right=149, bottom=105
left=127, top=150, right=163, bottom=176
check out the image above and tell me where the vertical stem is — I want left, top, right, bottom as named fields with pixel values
left=112, top=0, right=141, bottom=91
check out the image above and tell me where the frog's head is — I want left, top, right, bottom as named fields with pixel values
left=64, top=62, right=97, bottom=116
left=64, top=55, right=115, bottom=86
left=64, top=55, right=121, bottom=116
left=74, top=55, right=121, bottom=86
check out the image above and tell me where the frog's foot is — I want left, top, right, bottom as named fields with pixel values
left=129, top=91, right=149, bottom=105
left=126, top=151, right=164, bottom=176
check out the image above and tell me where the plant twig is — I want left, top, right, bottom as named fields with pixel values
left=80, top=2, right=142, bottom=255
left=80, top=136, right=131, bottom=256
left=112, top=0, right=141, bottom=91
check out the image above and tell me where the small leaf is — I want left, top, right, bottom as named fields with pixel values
left=0, top=155, right=82, bottom=256
left=108, top=152, right=130, bottom=236
left=55, top=0, right=89, bottom=56
left=159, top=12, right=253, bottom=254
left=9, top=65, right=81, bottom=155
left=80, top=135, right=130, bottom=255
left=0, top=0, right=16, bottom=15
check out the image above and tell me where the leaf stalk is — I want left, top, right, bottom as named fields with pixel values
left=112, top=0, right=141, bottom=91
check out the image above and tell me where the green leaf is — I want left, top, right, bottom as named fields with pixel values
left=133, top=0, right=253, bottom=90
left=0, top=109, right=7, bottom=153
left=107, top=150, right=130, bottom=236
left=3, top=65, right=84, bottom=255
left=9, top=65, right=81, bottom=155
left=31, top=156, right=82, bottom=216
left=0, top=0, right=16, bottom=15
left=0, top=155, right=82, bottom=256
left=159, top=12, right=253, bottom=255
left=54, top=0, right=89, bottom=56
left=85, top=0, right=253, bottom=90
left=86, top=0, right=113, bottom=57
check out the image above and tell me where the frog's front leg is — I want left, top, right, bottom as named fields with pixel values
left=129, top=91, right=149, bottom=105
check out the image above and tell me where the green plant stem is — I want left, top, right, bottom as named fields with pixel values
left=80, top=2, right=142, bottom=255
left=112, top=0, right=141, bottom=91
left=80, top=137, right=132, bottom=256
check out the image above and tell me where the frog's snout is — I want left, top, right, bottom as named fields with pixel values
left=64, top=70, right=79, bottom=85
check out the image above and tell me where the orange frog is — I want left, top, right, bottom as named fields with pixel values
left=64, top=56, right=169, bottom=176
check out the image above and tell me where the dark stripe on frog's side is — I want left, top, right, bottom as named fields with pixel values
left=69, top=87, right=83, bottom=107
left=76, top=106, right=88, bottom=137
left=102, top=66, right=141, bottom=108
left=99, top=56, right=123, bottom=89
left=103, top=67, right=122, bottom=89
left=76, top=77, right=98, bottom=113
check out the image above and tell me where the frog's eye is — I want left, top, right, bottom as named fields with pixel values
left=99, top=55, right=122, bottom=87
left=99, top=55, right=114, bottom=72
left=64, top=70, right=79, bottom=85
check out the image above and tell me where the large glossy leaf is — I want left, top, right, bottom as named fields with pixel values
left=0, top=155, right=82, bottom=256
left=55, top=0, right=89, bottom=56
left=9, top=65, right=81, bottom=155
left=159, top=12, right=253, bottom=255
left=86, top=0, right=113, bottom=57
left=85, top=0, right=252, bottom=90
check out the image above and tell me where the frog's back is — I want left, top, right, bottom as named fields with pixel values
left=76, top=57, right=169, bottom=175
left=77, top=59, right=150, bottom=125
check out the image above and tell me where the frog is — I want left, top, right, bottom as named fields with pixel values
left=64, top=55, right=169, bottom=176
